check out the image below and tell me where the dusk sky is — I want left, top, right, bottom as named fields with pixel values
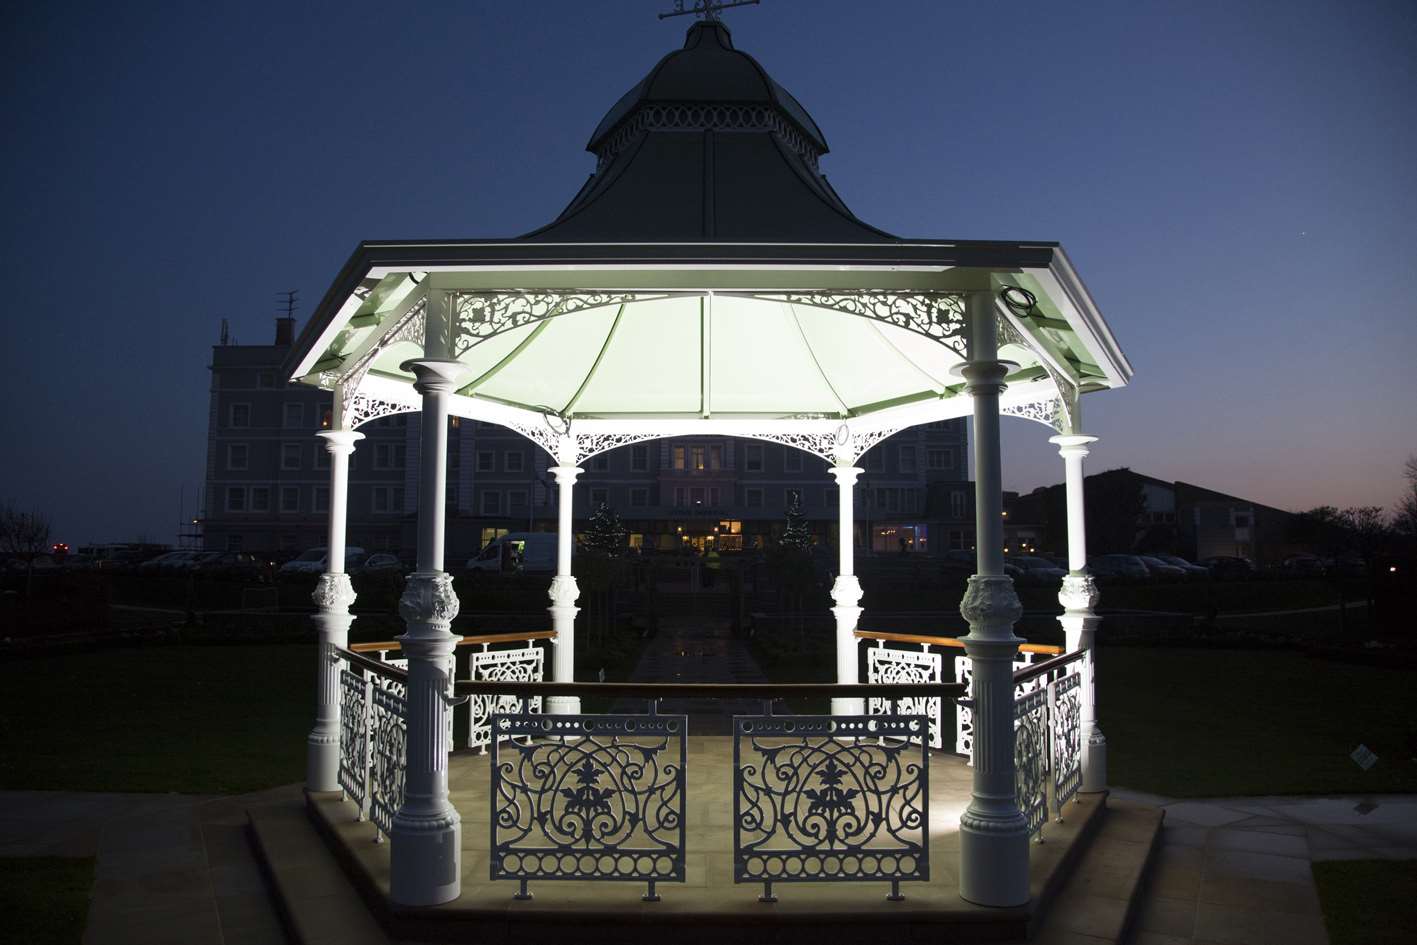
left=2, top=0, right=1414, bottom=545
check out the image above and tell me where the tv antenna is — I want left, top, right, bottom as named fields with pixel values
left=278, top=289, right=299, bottom=319
left=659, top=0, right=760, bottom=21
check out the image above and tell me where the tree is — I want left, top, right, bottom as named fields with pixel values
left=1289, top=505, right=1349, bottom=558
left=582, top=503, right=626, bottom=558
left=778, top=495, right=812, bottom=552
left=1394, top=454, right=1417, bottom=539
left=577, top=503, right=626, bottom=649
left=1339, top=506, right=1391, bottom=566
left=0, top=504, right=52, bottom=597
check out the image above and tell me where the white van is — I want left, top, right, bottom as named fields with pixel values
left=465, top=533, right=559, bottom=575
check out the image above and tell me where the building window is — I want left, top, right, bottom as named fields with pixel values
left=674, top=486, right=686, bottom=508
left=477, top=451, right=495, bottom=472
left=225, top=487, right=246, bottom=511
left=709, top=444, right=723, bottom=470
left=900, top=446, right=917, bottom=473
left=589, top=453, right=609, bottom=472
left=673, top=446, right=686, bottom=470
left=313, top=444, right=329, bottom=470
left=374, top=443, right=405, bottom=470
left=509, top=489, right=528, bottom=508
left=283, top=403, right=303, bottom=428
left=825, top=486, right=838, bottom=507
left=590, top=488, right=609, bottom=507
left=783, top=449, right=802, bottom=473
left=949, top=530, right=965, bottom=550
left=314, top=487, right=329, bottom=513
left=951, top=490, right=965, bottom=519
left=281, top=443, right=302, bottom=470
left=864, top=447, right=884, bottom=472
left=228, top=403, right=251, bottom=428
left=481, top=491, right=501, bottom=515
left=709, top=487, right=720, bottom=506
left=905, top=490, right=918, bottom=513
left=927, top=448, right=951, bottom=470
left=372, top=487, right=404, bottom=513
left=690, top=487, right=705, bottom=506
left=227, top=444, right=249, bottom=470
left=631, top=444, right=650, bottom=471
left=745, top=444, right=763, bottom=472
left=280, top=486, right=300, bottom=513
left=630, top=487, right=649, bottom=507
left=745, top=488, right=764, bottom=509
left=319, top=405, right=332, bottom=430
left=691, top=446, right=706, bottom=471
left=257, top=371, right=275, bottom=388
left=250, top=487, right=271, bottom=513
left=505, top=450, right=524, bottom=473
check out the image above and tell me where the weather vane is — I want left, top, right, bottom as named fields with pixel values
left=659, top=0, right=760, bottom=21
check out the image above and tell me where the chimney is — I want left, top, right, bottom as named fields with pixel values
left=274, top=317, right=295, bottom=346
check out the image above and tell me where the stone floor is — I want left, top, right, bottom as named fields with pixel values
left=1114, top=791, right=1417, bottom=945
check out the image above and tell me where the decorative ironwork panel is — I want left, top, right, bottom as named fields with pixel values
left=490, top=713, right=686, bottom=901
left=368, top=677, right=407, bottom=841
left=733, top=714, right=928, bottom=902
left=1014, top=687, right=1049, bottom=842
left=453, top=292, right=663, bottom=354
left=1048, top=669, right=1083, bottom=819
left=338, top=665, right=371, bottom=819
left=733, top=292, right=968, bottom=359
left=595, top=102, right=823, bottom=172
left=865, top=646, right=943, bottom=750
left=468, top=644, right=545, bottom=753
left=332, top=298, right=427, bottom=412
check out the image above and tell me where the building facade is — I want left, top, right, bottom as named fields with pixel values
left=202, top=321, right=976, bottom=562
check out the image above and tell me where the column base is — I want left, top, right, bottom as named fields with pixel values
left=545, top=695, right=583, bottom=716
left=1082, top=731, right=1107, bottom=793
left=958, top=806, right=1031, bottom=907
left=390, top=808, right=463, bottom=906
left=305, top=732, right=340, bottom=794
left=831, top=697, right=865, bottom=716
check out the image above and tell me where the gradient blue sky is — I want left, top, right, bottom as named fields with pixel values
left=2, top=0, right=1414, bottom=545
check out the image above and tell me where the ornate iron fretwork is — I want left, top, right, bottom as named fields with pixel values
left=1001, top=396, right=1068, bottom=432
left=743, top=426, right=899, bottom=464
left=733, top=292, right=968, bottom=359
left=338, top=665, right=371, bottom=819
left=952, top=654, right=1039, bottom=758
left=467, top=644, right=545, bottom=754
left=733, top=714, right=928, bottom=903
left=453, top=292, right=648, bottom=355
left=1048, top=668, right=1083, bottom=819
left=369, top=677, right=407, bottom=842
left=575, top=432, right=664, bottom=465
left=490, top=713, right=687, bottom=902
left=334, top=298, right=427, bottom=418
left=345, top=393, right=418, bottom=431
left=865, top=645, right=943, bottom=750
left=595, top=102, right=820, bottom=173
left=1014, top=687, right=1049, bottom=842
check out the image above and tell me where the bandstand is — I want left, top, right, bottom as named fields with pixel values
left=280, top=11, right=1134, bottom=940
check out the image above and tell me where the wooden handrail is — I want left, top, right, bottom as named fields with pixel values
left=452, top=679, right=966, bottom=700
left=854, top=629, right=1063, bottom=656
left=337, top=647, right=409, bottom=683
left=1012, top=649, right=1087, bottom=686
left=349, top=629, right=555, bottom=654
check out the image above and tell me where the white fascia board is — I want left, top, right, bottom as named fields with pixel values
left=993, top=294, right=1077, bottom=387
left=290, top=290, right=368, bottom=381
left=1031, top=249, right=1133, bottom=387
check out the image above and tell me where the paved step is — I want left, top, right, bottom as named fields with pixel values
left=1029, top=798, right=1166, bottom=944
left=248, top=796, right=387, bottom=945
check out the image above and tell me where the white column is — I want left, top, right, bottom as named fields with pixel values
left=390, top=356, right=466, bottom=907
left=829, top=457, right=863, bottom=715
left=547, top=434, right=582, bottom=715
left=1051, top=432, right=1106, bottom=793
left=306, top=427, right=363, bottom=793
left=958, top=291, right=1030, bottom=908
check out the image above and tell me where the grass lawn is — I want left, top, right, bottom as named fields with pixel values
left=0, top=644, right=312, bottom=793
left=1312, top=859, right=1417, bottom=945
left=0, top=857, right=95, bottom=945
left=1105, top=647, right=1417, bottom=796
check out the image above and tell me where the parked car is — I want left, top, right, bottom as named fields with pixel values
left=1152, top=554, right=1209, bottom=579
left=1281, top=555, right=1327, bottom=576
left=194, top=552, right=273, bottom=583
left=360, top=553, right=408, bottom=575
left=1087, top=554, right=1150, bottom=582
left=170, top=551, right=222, bottom=573
left=137, top=551, right=197, bottom=574
left=278, top=547, right=367, bottom=576
left=1200, top=555, right=1255, bottom=580
left=465, top=533, right=558, bottom=575
left=1006, top=555, right=1067, bottom=584
left=1138, top=556, right=1187, bottom=581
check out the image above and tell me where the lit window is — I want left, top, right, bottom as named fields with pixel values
left=692, top=446, right=705, bottom=471
left=673, top=446, right=686, bottom=470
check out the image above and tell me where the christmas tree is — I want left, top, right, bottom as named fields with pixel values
left=779, top=495, right=813, bottom=552
left=583, top=502, right=627, bottom=557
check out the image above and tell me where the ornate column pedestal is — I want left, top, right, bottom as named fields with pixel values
left=547, top=450, right=583, bottom=716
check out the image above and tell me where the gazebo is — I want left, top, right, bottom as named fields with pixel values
left=284, top=12, right=1131, bottom=921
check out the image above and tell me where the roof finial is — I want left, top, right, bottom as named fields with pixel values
left=658, top=0, right=760, bottom=22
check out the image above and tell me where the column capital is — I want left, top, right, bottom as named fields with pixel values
left=549, top=464, right=584, bottom=485
left=959, top=574, right=1023, bottom=633
left=400, top=358, right=470, bottom=394
left=828, top=464, right=863, bottom=486
left=316, top=429, right=364, bottom=454
left=398, top=571, right=461, bottom=636
left=312, top=572, right=356, bottom=612
left=1059, top=572, right=1100, bottom=612
left=1049, top=433, right=1099, bottom=457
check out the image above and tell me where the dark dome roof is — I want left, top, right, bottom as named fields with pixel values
left=522, top=20, right=894, bottom=244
